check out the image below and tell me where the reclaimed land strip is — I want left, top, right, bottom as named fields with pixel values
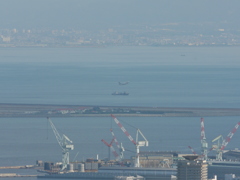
left=0, top=174, right=37, bottom=177
left=0, top=103, right=240, bottom=117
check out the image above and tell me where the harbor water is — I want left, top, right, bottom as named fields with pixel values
left=0, top=46, right=240, bottom=179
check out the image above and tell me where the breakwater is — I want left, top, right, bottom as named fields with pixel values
left=0, top=103, right=239, bottom=117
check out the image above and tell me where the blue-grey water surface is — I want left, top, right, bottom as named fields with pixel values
left=0, top=46, right=240, bottom=179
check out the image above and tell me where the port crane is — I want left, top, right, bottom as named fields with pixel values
left=188, top=118, right=212, bottom=159
left=101, top=139, right=120, bottom=161
left=211, top=135, right=223, bottom=159
left=47, top=117, right=74, bottom=170
left=110, top=128, right=125, bottom=160
left=111, top=114, right=148, bottom=168
left=215, top=122, right=240, bottom=161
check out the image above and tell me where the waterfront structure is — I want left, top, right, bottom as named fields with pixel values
left=130, top=151, right=176, bottom=168
left=114, top=175, right=145, bottom=180
left=208, top=160, right=240, bottom=180
left=38, top=167, right=176, bottom=180
left=225, top=174, right=240, bottom=180
left=177, top=155, right=208, bottom=180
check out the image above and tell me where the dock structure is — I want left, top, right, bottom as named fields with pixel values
left=0, top=165, right=34, bottom=169
left=0, top=173, right=37, bottom=177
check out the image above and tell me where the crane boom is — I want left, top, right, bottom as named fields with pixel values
left=212, top=135, right=222, bottom=143
left=110, top=129, right=121, bottom=149
left=48, top=118, right=64, bottom=150
left=101, top=139, right=114, bottom=147
left=63, top=134, right=73, bottom=143
left=101, top=139, right=120, bottom=160
left=215, top=122, right=240, bottom=161
left=188, top=146, right=197, bottom=155
left=200, top=118, right=206, bottom=140
left=47, top=117, right=74, bottom=170
left=111, top=114, right=136, bottom=145
left=110, top=129, right=125, bottom=159
left=220, top=122, right=240, bottom=150
left=137, top=129, right=149, bottom=146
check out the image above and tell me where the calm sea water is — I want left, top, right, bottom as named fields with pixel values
left=0, top=46, right=239, bottom=108
left=0, top=46, right=240, bottom=179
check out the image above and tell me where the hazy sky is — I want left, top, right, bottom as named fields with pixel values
left=1, top=0, right=240, bottom=29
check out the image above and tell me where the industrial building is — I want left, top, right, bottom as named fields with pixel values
left=177, top=155, right=208, bottom=180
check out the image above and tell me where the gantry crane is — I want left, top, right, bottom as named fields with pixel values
left=101, top=139, right=120, bottom=161
left=110, top=128, right=125, bottom=160
left=47, top=117, right=74, bottom=170
left=111, top=114, right=148, bottom=168
left=215, top=122, right=240, bottom=161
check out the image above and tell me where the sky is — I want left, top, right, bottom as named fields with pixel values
left=1, top=0, right=240, bottom=29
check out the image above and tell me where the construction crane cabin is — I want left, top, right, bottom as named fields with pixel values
left=47, top=117, right=74, bottom=171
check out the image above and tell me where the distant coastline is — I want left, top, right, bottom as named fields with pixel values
left=0, top=103, right=239, bottom=118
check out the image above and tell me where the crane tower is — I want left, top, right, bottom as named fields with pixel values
left=48, top=117, right=74, bottom=170
left=200, top=118, right=208, bottom=160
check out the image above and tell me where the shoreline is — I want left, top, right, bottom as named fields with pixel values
left=0, top=103, right=240, bottom=118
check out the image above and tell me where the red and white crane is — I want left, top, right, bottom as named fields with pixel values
left=188, top=118, right=212, bottom=159
left=110, top=128, right=125, bottom=160
left=200, top=118, right=208, bottom=160
left=216, top=122, right=240, bottom=161
left=111, top=114, right=148, bottom=168
left=188, top=146, right=197, bottom=155
left=101, top=138, right=120, bottom=161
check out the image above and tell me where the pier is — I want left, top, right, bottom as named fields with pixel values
left=0, top=173, right=37, bottom=178
left=0, top=165, right=34, bottom=169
